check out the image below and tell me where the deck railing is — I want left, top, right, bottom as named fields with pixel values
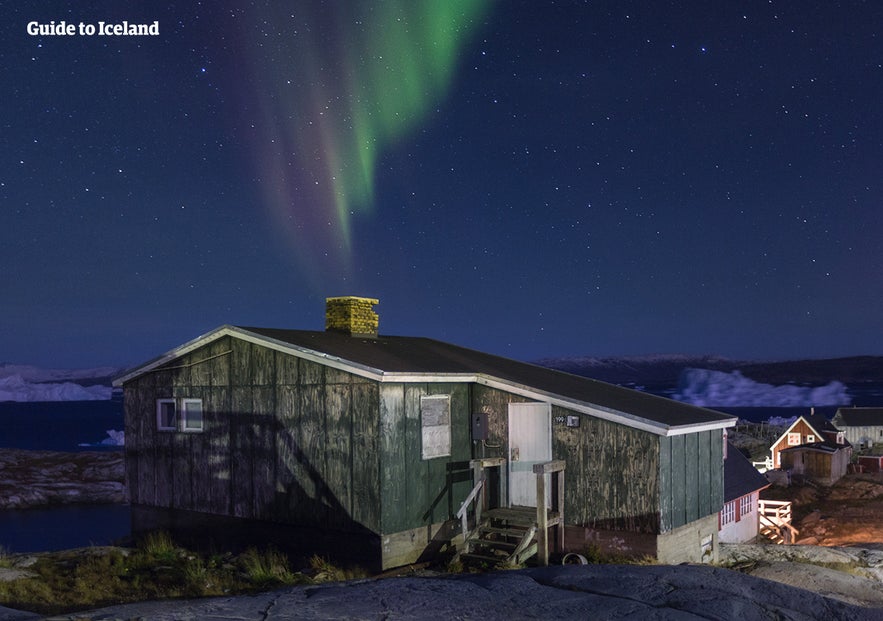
left=758, top=499, right=799, bottom=544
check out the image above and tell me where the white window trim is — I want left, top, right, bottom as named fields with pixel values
left=787, top=433, right=801, bottom=446
left=806, top=434, right=815, bottom=443
left=156, top=397, right=203, bottom=432
left=156, top=399, right=177, bottom=431
left=721, top=500, right=736, bottom=526
left=181, top=398, right=204, bottom=432
left=739, top=494, right=753, bottom=517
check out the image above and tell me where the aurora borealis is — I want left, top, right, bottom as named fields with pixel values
left=4, top=1, right=883, bottom=369
left=238, top=1, right=488, bottom=278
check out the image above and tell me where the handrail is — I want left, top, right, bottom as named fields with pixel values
left=758, top=499, right=799, bottom=544
left=534, top=459, right=566, bottom=566
left=456, top=478, right=485, bottom=539
left=758, top=499, right=792, bottom=508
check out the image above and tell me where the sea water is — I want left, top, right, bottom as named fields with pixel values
left=0, top=400, right=128, bottom=552
left=0, top=399, right=123, bottom=451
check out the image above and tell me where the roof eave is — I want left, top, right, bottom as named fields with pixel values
left=115, top=327, right=736, bottom=437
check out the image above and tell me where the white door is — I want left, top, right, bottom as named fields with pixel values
left=508, top=402, right=551, bottom=507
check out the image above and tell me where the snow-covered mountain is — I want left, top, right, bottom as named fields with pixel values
left=0, top=364, right=121, bottom=402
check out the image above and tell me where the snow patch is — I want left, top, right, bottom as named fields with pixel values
left=673, top=368, right=851, bottom=407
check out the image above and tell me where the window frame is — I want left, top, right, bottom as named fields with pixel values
left=787, top=432, right=801, bottom=446
left=181, top=398, right=204, bottom=432
left=739, top=494, right=753, bottom=517
left=156, top=398, right=177, bottom=431
left=156, top=397, right=204, bottom=432
left=721, top=500, right=736, bottom=526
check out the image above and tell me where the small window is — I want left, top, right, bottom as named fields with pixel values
left=721, top=501, right=736, bottom=526
left=806, top=434, right=815, bottom=443
left=157, top=399, right=177, bottom=431
left=181, top=399, right=203, bottom=432
left=837, top=433, right=845, bottom=445
left=156, top=398, right=203, bottom=432
left=739, top=494, right=753, bottom=516
left=787, top=433, right=801, bottom=446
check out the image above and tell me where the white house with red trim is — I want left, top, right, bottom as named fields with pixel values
left=719, top=442, right=770, bottom=543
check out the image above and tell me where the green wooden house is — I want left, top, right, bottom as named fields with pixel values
left=114, top=297, right=736, bottom=569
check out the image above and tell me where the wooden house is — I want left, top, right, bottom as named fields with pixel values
left=768, top=414, right=846, bottom=468
left=114, top=297, right=737, bottom=570
left=857, top=454, right=883, bottom=473
left=832, top=407, right=883, bottom=451
left=718, top=443, right=769, bottom=544
left=779, top=443, right=851, bottom=485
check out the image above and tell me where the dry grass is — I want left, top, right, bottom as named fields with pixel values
left=0, top=534, right=311, bottom=616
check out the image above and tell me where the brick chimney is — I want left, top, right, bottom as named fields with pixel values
left=325, top=296, right=379, bottom=337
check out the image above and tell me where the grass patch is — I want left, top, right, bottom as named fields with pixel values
left=240, top=548, right=302, bottom=588
left=308, top=555, right=369, bottom=583
left=0, top=534, right=310, bottom=616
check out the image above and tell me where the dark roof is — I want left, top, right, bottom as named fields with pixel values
left=780, top=442, right=846, bottom=455
left=803, top=413, right=840, bottom=435
left=724, top=444, right=769, bottom=502
left=834, top=407, right=883, bottom=427
left=241, top=327, right=735, bottom=431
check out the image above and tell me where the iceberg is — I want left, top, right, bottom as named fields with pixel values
left=673, top=368, right=851, bottom=407
left=0, top=373, right=112, bottom=402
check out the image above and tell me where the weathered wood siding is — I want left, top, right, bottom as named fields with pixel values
left=472, top=385, right=661, bottom=533
left=379, top=383, right=472, bottom=535
left=124, top=337, right=381, bottom=534
left=658, top=430, right=724, bottom=532
left=770, top=418, right=824, bottom=466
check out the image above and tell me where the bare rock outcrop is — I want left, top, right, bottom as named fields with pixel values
left=0, top=449, right=125, bottom=508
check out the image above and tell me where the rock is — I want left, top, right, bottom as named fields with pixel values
left=15, top=564, right=882, bottom=621
left=0, top=449, right=125, bottom=509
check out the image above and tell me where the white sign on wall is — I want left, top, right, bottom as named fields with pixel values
left=421, top=395, right=451, bottom=459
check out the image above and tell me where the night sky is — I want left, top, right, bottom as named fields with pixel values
left=4, top=1, right=882, bottom=369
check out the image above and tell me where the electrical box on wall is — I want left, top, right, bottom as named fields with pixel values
left=566, top=415, right=580, bottom=428
left=472, top=411, right=489, bottom=441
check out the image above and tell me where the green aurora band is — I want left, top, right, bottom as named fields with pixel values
left=241, top=1, right=490, bottom=280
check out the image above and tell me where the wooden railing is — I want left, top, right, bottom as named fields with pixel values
left=752, top=456, right=774, bottom=472
left=758, top=499, right=799, bottom=544
left=534, top=459, right=566, bottom=566
left=456, top=457, right=505, bottom=540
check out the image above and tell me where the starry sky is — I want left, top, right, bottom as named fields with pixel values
left=3, top=1, right=882, bottom=369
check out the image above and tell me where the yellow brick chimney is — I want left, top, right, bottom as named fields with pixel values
left=325, top=296, right=380, bottom=337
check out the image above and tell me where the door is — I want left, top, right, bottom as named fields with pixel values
left=508, top=402, right=551, bottom=507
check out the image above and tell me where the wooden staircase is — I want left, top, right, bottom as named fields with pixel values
left=758, top=499, right=799, bottom=544
left=456, top=458, right=565, bottom=568
left=461, top=506, right=540, bottom=567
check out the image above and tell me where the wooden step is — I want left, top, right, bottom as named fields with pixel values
left=485, top=507, right=538, bottom=526
left=480, top=525, right=531, bottom=538
left=460, top=552, right=510, bottom=566
left=473, top=538, right=518, bottom=551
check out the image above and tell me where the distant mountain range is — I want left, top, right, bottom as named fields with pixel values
left=534, top=354, right=883, bottom=389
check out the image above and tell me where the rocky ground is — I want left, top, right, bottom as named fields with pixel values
left=763, top=473, right=883, bottom=547
left=0, top=449, right=125, bottom=509
left=3, top=449, right=883, bottom=619
left=2, top=561, right=881, bottom=621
